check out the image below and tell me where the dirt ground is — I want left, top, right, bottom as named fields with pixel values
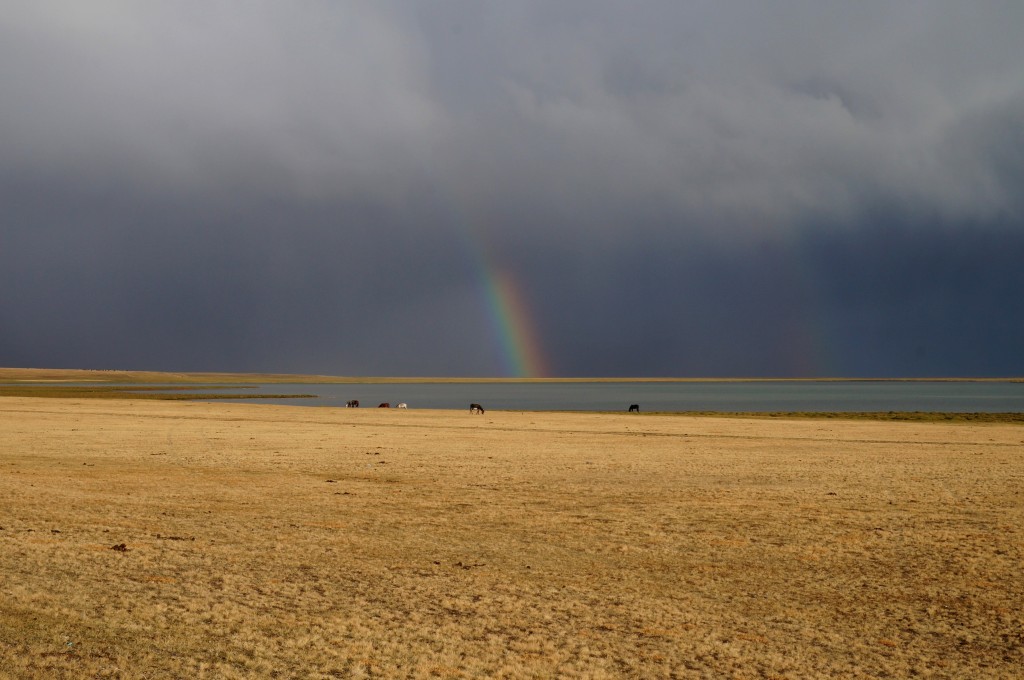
left=1, top=396, right=1021, bottom=678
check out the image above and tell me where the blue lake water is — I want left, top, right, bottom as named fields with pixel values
left=199, top=381, right=1024, bottom=413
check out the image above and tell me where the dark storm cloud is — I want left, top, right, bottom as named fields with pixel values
left=2, top=1, right=1022, bottom=376
left=522, top=222, right=1024, bottom=377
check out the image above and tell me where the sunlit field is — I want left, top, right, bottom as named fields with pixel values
left=1, top=397, right=1021, bottom=678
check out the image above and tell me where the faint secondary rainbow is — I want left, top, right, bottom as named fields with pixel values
left=772, top=237, right=839, bottom=376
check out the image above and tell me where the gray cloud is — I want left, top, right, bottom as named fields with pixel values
left=2, top=2, right=1022, bottom=376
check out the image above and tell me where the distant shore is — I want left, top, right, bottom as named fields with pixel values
left=2, top=366, right=1022, bottom=384
left=2, top=367, right=1022, bottom=421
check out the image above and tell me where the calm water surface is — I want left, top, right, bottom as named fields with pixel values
left=204, top=381, right=1024, bottom=413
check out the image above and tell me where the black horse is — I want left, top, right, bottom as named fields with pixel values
left=470, top=403, right=485, bottom=414
left=629, top=404, right=640, bottom=413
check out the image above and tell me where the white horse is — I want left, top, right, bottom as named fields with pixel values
left=397, top=403, right=408, bottom=409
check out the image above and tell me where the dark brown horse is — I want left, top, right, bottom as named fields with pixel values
left=469, top=403, right=485, bottom=414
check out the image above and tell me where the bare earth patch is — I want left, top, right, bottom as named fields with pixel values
left=1, top=397, right=1021, bottom=678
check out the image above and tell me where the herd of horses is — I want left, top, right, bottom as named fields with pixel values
left=344, top=400, right=484, bottom=413
left=343, top=401, right=640, bottom=414
left=344, top=400, right=410, bottom=409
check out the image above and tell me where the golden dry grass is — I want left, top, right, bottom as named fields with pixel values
left=1, top=397, right=1022, bottom=678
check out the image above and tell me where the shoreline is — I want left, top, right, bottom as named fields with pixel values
left=3, top=368, right=1021, bottom=421
left=0, top=391, right=1020, bottom=422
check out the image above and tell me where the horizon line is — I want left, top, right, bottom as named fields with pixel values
left=2, top=368, right=1022, bottom=384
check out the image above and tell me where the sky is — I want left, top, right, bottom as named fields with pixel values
left=2, top=1, right=1023, bottom=378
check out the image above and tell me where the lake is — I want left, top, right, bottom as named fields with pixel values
left=203, top=381, right=1024, bottom=413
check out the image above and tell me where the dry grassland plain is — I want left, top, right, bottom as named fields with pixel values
left=1, top=397, right=1022, bottom=678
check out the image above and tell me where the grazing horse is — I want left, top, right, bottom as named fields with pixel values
left=469, top=403, right=485, bottom=414
left=378, top=402, right=390, bottom=408
left=346, top=400, right=359, bottom=408
left=397, top=403, right=408, bottom=409
left=629, top=404, right=640, bottom=413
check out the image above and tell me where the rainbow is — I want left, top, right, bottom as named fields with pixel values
left=478, top=260, right=549, bottom=378
left=448, top=196, right=550, bottom=378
